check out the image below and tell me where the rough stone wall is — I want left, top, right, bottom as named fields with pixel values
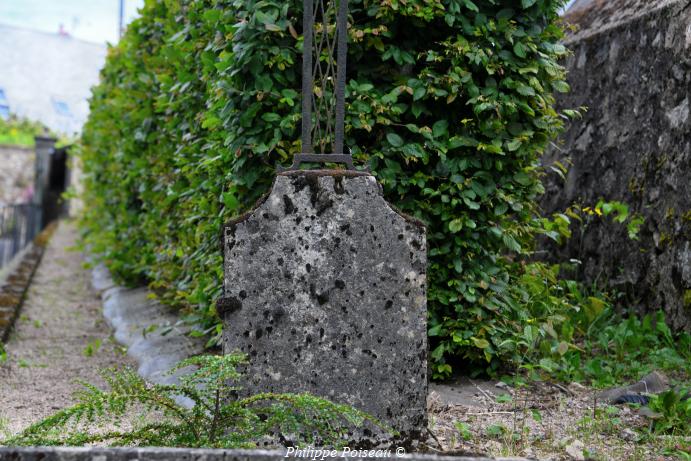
left=540, top=0, right=691, bottom=331
left=0, top=145, right=34, bottom=206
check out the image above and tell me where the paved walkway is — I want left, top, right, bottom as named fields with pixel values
left=0, top=221, right=133, bottom=437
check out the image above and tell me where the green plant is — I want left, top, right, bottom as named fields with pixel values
left=83, top=338, right=102, bottom=357
left=526, top=306, right=690, bottom=387
left=454, top=421, right=472, bottom=441
left=78, top=0, right=573, bottom=377
left=0, top=342, right=6, bottom=364
left=6, top=353, right=387, bottom=447
left=485, top=423, right=508, bottom=438
left=646, top=388, right=691, bottom=435
left=0, top=115, right=48, bottom=147
left=0, top=414, right=10, bottom=440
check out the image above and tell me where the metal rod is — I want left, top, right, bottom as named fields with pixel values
left=301, top=0, right=314, bottom=154
left=333, top=0, right=347, bottom=155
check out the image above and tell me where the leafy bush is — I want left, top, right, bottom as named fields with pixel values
left=0, top=116, right=48, bottom=147
left=6, top=353, right=385, bottom=447
left=79, top=0, right=571, bottom=377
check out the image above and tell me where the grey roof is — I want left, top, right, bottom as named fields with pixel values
left=0, top=23, right=106, bottom=134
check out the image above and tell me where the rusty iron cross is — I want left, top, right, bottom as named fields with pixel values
left=280, top=0, right=355, bottom=171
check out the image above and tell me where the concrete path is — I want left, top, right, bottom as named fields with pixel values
left=0, top=221, right=134, bottom=437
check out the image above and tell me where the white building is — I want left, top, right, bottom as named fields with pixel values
left=0, top=24, right=106, bottom=135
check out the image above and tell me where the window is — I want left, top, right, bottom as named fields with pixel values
left=0, top=88, right=8, bottom=119
left=52, top=100, right=71, bottom=117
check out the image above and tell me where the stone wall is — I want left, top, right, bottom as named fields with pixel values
left=0, top=145, right=34, bottom=206
left=540, top=0, right=691, bottom=331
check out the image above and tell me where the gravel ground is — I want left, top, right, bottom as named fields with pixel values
left=0, top=221, right=134, bottom=438
left=429, top=380, right=690, bottom=460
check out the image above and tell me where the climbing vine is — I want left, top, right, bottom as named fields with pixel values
left=79, top=0, right=573, bottom=377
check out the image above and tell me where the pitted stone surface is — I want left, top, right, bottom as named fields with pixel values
left=221, top=172, right=427, bottom=442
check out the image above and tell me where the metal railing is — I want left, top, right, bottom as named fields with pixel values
left=0, top=204, right=42, bottom=270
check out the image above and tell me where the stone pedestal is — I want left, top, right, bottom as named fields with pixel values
left=219, top=171, right=427, bottom=443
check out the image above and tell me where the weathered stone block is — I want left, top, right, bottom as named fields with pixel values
left=220, top=171, right=427, bottom=443
left=541, top=0, right=691, bottom=332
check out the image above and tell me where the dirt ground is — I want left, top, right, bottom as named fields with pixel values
left=428, top=379, right=690, bottom=460
left=0, top=221, right=134, bottom=437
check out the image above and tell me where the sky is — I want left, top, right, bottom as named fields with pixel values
left=0, top=0, right=145, bottom=44
left=0, top=0, right=579, bottom=45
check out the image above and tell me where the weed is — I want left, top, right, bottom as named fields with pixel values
left=0, top=414, right=10, bottom=440
left=513, top=308, right=691, bottom=387
left=82, top=338, right=102, bottom=357
left=454, top=421, right=472, bottom=441
left=5, top=353, right=389, bottom=448
left=645, top=388, right=690, bottom=435
left=486, top=423, right=508, bottom=439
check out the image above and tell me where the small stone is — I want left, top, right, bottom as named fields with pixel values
left=495, top=381, right=510, bottom=390
left=565, top=439, right=585, bottom=461
left=620, top=428, right=639, bottom=442
left=568, top=382, right=587, bottom=393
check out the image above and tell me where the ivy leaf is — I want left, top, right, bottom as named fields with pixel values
left=261, top=113, right=281, bottom=122
left=449, top=219, right=464, bottom=233
left=222, top=192, right=239, bottom=210
left=472, top=337, right=490, bottom=349
left=203, top=9, right=221, bottom=22
left=461, top=0, right=480, bottom=12
left=507, top=139, right=522, bottom=151
left=432, top=120, right=449, bottom=138
left=514, top=171, right=533, bottom=185
left=517, top=84, right=535, bottom=96
left=513, top=42, right=527, bottom=59
left=386, top=132, right=404, bottom=147
left=521, top=0, right=537, bottom=8
left=552, top=80, right=570, bottom=93
left=429, top=324, right=443, bottom=336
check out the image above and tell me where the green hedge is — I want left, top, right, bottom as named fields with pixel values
left=80, top=0, right=570, bottom=377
